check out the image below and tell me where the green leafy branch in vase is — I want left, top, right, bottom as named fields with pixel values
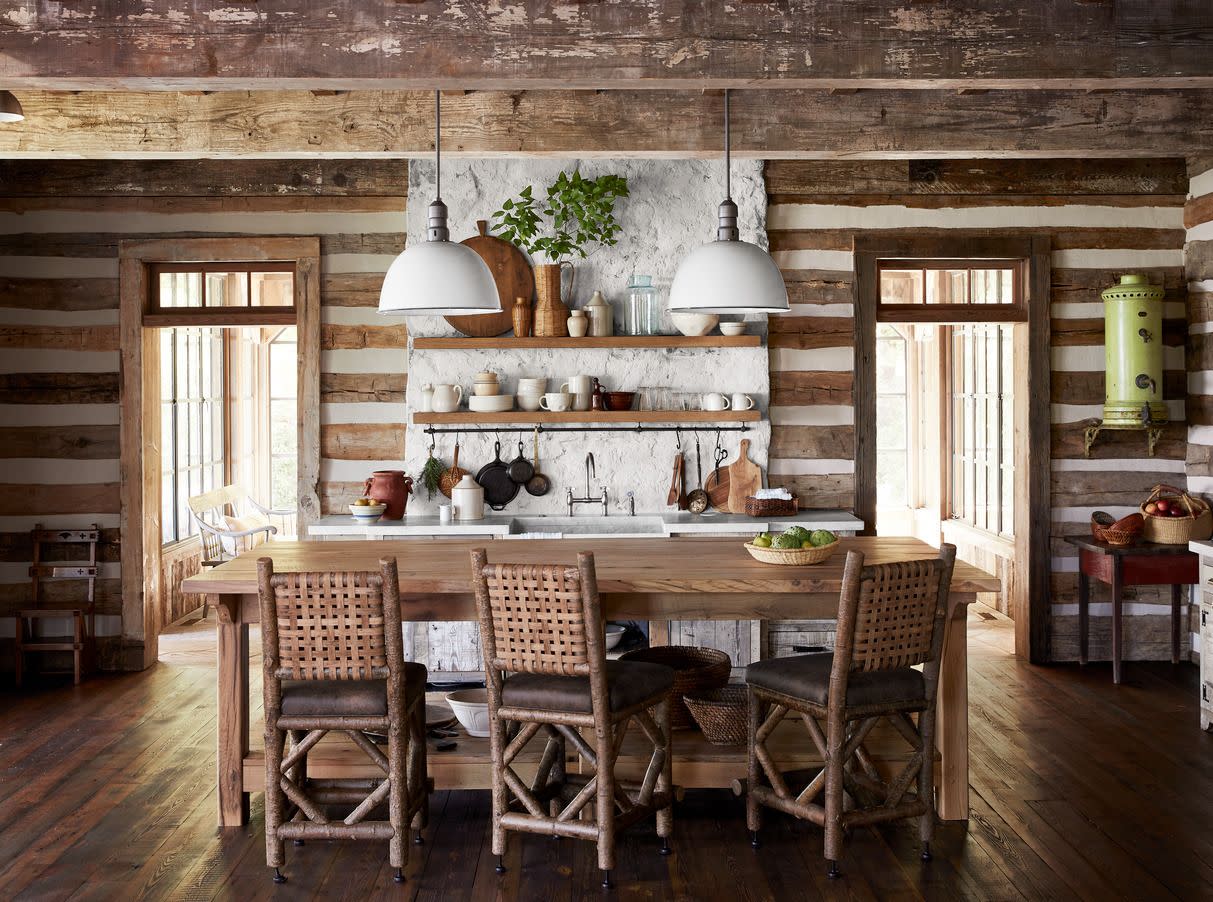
left=491, top=170, right=629, bottom=263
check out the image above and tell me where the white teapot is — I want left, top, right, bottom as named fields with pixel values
left=430, top=384, right=463, bottom=413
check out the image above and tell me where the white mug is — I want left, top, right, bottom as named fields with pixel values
left=540, top=392, right=572, bottom=412
left=430, top=384, right=463, bottom=413
left=438, top=504, right=453, bottom=524
left=702, top=392, right=731, bottom=411
left=730, top=393, right=755, bottom=411
left=562, top=375, right=594, bottom=395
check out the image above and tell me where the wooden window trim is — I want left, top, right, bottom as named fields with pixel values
left=119, top=236, right=320, bottom=670
left=855, top=233, right=1050, bottom=663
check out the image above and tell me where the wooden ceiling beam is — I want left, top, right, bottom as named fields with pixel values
left=1, top=1, right=1212, bottom=90
left=4, top=89, right=1213, bottom=160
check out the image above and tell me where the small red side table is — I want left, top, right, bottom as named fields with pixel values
left=1063, top=536, right=1196, bottom=684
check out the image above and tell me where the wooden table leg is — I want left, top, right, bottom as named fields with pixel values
left=1172, top=584, right=1183, bottom=665
left=215, top=594, right=251, bottom=827
left=1078, top=566, right=1090, bottom=666
left=1111, top=559, right=1123, bottom=685
left=935, top=594, right=970, bottom=822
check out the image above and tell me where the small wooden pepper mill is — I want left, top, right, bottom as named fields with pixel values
left=511, top=296, right=533, bottom=338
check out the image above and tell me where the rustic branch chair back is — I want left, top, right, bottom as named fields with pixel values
left=268, top=570, right=391, bottom=681
left=480, top=561, right=597, bottom=677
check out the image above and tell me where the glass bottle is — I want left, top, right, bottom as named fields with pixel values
left=624, top=275, right=660, bottom=335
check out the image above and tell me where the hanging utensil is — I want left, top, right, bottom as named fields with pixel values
left=704, top=431, right=731, bottom=512
left=476, top=440, right=519, bottom=511
left=686, top=432, right=709, bottom=514
left=439, top=434, right=467, bottom=498
left=507, top=439, right=535, bottom=484
left=525, top=428, right=550, bottom=496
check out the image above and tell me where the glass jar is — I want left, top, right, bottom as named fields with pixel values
left=623, top=274, right=661, bottom=335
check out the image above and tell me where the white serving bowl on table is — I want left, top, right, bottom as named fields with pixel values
left=349, top=502, right=386, bottom=523
left=446, top=688, right=490, bottom=737
left=605, top=623, right=626, bottom=650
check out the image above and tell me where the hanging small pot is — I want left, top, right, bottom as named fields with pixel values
left=507, top=439, right=535, bottom=484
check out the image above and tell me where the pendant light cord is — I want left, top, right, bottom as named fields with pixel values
left=724, top=89, right=731, bottom=203
left=434, top=89, right=442, bottom=203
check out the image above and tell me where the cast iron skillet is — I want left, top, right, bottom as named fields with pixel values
left=476, top=441, right=520, bottom=510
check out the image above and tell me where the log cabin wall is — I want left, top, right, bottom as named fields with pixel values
left=0, top=160, right=408, bottom=669
left=1185, top=157, right=1213, bottom=664
left=763, top=159, right=1190, bottom=662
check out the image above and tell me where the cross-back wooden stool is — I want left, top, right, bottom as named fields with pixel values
left=470, top=549, right=676, bottom=889
left=744, top=544, right=956, bottom=877
left=257, top=557, right=428, bottom=885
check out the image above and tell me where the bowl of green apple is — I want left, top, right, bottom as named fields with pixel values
left=744, top=526, right=839, bottom=565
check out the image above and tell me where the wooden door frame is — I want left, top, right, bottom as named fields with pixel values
left=853, top=234, right=1051, bottom=662
left=118, top=237, right=320, bottom=670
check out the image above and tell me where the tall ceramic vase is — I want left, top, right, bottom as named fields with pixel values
left=533, top=262, right=569, bottom=337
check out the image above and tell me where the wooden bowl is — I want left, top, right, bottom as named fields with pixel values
left=603, top=391, right=636, bottom=412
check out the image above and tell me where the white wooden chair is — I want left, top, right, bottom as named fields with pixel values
left=188, top=485, right=295, bottom=567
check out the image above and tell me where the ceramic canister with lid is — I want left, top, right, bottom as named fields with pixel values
left=585, top=290, right=614, bottom=337
left=451, top=474, right=485, bottom=520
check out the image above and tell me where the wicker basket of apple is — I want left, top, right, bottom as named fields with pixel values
left=1140, top=483, right=1213, bottom=544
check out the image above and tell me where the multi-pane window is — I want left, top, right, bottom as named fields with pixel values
left=153, top=263, right=295, bottom=310
left=160, top=327, right=226, bottom=544
left=876, top=324, right=909, bottom=509
left=879, top=262, right=1018, bottom=306
left=268, top=328, right=298, bottom=511
left=951, top=324, right=1015, bottom=536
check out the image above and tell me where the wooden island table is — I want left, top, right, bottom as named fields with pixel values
left=181, top=536, right=998, bottom=827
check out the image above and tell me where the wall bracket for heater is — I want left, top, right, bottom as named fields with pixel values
left=1082, top=422, right=1164, bottom=459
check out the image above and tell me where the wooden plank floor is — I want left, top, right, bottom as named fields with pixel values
left=1, top=606, right=1210, bottom=901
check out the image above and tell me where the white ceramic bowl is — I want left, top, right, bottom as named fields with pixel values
left=671, top=311, right=719, bottom=337
left=446, top=688, right=490, bottom=737
left=517, top=392, right=543, bottom=412
left=605, top=623, right=626, bottom=650
left=468, top=394, right=515, bottom=413
left=349, top=502, right=386, bottom=522
left=517, top=377, right=547, bottom=393
left=719, top=322, right=747, bottom=336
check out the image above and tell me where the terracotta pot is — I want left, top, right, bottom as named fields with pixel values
left=364, top=470, right=413, bottom=520
left=533, top=263, right=569, bottom=337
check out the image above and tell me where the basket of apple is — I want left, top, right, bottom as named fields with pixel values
left=1140, top=483, right=1213, bottom=544
left=745, top=527, right=839, bottom=565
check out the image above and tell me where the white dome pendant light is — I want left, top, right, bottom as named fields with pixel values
left=668, top=90, right=789, bottom=315
left=379, top=91, right=500, bottom=316
left=0, top=91, right=23, bottom=123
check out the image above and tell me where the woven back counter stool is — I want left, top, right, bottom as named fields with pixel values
left=470, top=548, right=676, bottom=889
left=744, top=544, right=956, bottom=878
left=257, top=557, right=428, bottom=885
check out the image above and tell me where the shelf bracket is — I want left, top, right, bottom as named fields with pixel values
left=1083, top=423, right=1163, bottom=458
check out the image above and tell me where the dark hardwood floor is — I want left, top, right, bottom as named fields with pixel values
left=1, top=608, right=1210, bottom=901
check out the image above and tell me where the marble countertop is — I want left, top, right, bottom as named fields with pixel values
left=309, top=509, right=862, bottom=539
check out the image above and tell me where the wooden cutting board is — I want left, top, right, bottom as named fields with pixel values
left=726, top=438, right=762, bottom=513
left=705, top=462, right=731, bottom=512
left=443, top=220, right=534, bottom=337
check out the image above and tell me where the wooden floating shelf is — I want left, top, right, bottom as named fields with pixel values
left=412, top=335, right=761, bottom=350
left=413, top=410, right=762, bottom=425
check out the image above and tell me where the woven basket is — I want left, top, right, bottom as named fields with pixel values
left=683, top=686, right=749, bottom=745
left=1091, top=511, right=1143, bottom=546
left=620, top=645, right=731, bottom=730
left=744, top=495, right=799, bottom=517
left=743, top=539, right=839, bottom=566
left=1139, top=483, right=1213, bottom=544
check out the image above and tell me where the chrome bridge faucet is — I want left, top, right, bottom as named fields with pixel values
left=567, top=451, right=609, bottom=515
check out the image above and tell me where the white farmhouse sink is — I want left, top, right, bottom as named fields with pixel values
left=506, top=516, right=666, bottom=539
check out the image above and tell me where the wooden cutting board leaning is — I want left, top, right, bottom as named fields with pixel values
left=443, top=220, right=534, bottom=337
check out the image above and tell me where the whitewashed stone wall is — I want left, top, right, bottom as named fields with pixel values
left=403, top=159, right=771, bottom=515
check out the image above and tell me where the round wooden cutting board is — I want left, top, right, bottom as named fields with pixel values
left=443, top=220, right=533, bottom=337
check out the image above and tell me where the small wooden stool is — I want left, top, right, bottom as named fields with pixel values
left=15, top=524, right=100, bottom=686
